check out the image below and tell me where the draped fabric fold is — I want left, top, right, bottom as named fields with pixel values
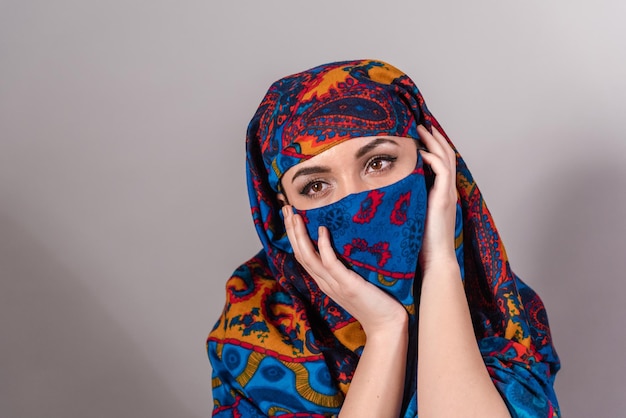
left=207, top=59, right=560, bottom=417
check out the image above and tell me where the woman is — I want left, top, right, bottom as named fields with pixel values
left=207, top=60, right=560, bottom=417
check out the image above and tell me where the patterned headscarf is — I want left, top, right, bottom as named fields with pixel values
left=208, top=60, right=560, bottom=417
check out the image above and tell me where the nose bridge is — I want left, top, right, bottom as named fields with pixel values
left=339, top=170, right=369, bottom=197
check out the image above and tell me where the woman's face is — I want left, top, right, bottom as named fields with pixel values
left=279, top=136, right=418, bottom=210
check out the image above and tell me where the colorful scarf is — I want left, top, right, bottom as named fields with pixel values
left=207, top=60, right=560, bottom=417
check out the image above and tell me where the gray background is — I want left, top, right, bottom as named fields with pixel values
left=1, top=1, right=625, bottom=417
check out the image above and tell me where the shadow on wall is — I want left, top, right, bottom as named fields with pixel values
left=531, top=161, right=626, bottom=417
left=0, top=213, right=198, bottom=418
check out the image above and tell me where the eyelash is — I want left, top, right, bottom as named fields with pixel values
left=298, top=154, right=398, bottom=197
left=365, top=154, right=397, bottom=173
left=299, top=178, right=327, bottom=197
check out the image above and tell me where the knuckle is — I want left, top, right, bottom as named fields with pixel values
left=323, top=257, right=342, bottom=274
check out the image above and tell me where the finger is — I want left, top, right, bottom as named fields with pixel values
left=317, top=226, right=350, bottom=279
left=291, top=212, right=334, bottom=281
left=290, top=212, right=316, bottom=265
left=419, top=148, right=449, bottom=178
left=318, top=226, right=376, bottom=301
left=316, top=226, right=344, bottom=294
left=283, top=208, right=342, bottom=295
left=418, top=125, right=445, bottom=158
left=431, top=126, right=456, bottom=168
left=420, top=125, right=455, bottom=171
left=284, top=206, right=321, bottom=275
left=430, top=128, right=457, bottom=196
left=420, top=150, right=456, bottom=204
left=283, top=206, right=304, bottom=260
left=419, top=125, right=456, bottom=188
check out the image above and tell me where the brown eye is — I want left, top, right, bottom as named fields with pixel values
left=310, top=182, right=323, bottom=193
left=300, top=180, right=329, bottom=197
left=370, top=160, right=384, bottom=170
left=366, top=155, right=396, bottom=174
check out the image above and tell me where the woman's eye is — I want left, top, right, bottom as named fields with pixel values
left=366, top=156, right=396, bottom=173
left=301, top=181, right=327, bottom=196
left=369, top=159, right=386, bottom=170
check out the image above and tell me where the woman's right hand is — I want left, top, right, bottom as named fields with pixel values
left=282, top=206, right=407, bottom=336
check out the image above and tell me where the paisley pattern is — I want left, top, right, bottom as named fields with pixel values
left=208, top=60, right=560, bottom=417
left=294, top=166, right=429, bottom=311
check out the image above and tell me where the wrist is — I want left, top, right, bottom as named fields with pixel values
left=363, top=309, right=408, bottom=339
left=421, top=257, right=461, bottom=278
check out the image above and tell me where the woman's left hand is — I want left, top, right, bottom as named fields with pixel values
left=417, top=125, right=459, bottom=272
left=415, top=125, right=512, bottom=417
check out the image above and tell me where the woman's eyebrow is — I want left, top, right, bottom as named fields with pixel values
left=355, top=137, right=398, bottom=159
left=290, top=165, right=331, bottom=183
